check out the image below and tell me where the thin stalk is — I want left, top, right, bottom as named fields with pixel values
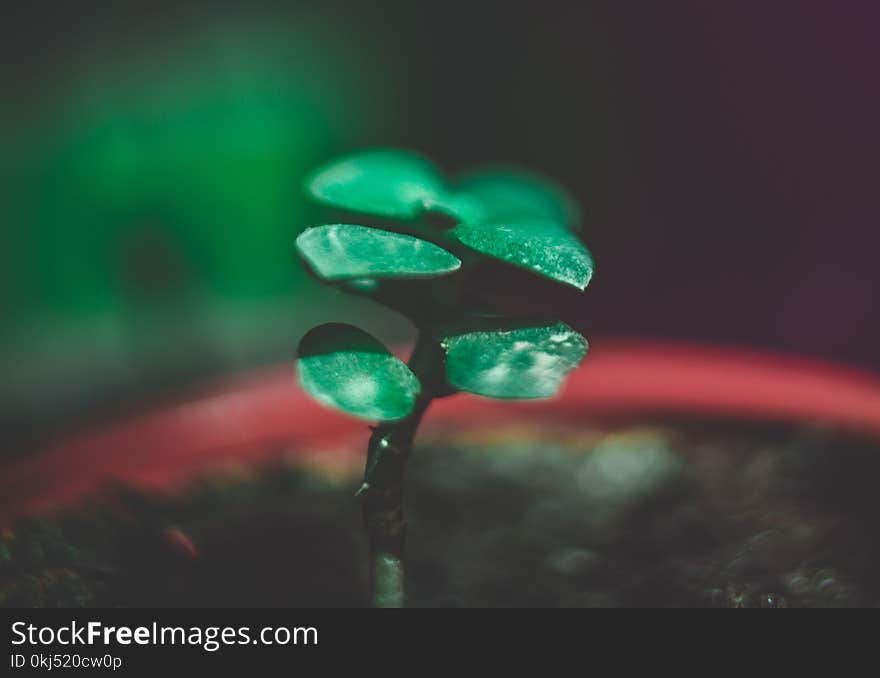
left=358, top=333, right=444, bottom=608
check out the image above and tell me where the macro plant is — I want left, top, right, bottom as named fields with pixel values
left=295, top=149, right=593, bottom=607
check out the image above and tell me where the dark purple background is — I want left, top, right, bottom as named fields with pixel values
left=585, top=1, right=879, bottom=368
left=373, top=0, right=879, bottom=369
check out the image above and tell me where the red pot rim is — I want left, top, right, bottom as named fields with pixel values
left=2, top=339, right=879, bottom=523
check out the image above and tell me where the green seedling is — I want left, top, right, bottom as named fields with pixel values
left=295, top=149, right=593, bottom=607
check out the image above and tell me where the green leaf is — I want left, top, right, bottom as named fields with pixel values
left=296, top=224, right=461, bottom=281
left=456, top=168, right=582, bottom=229
left=297, top=323, right=420, bottom=421
left=442, top=320, right=588, bottom=399
left=449, top=218, right=594, bottom=290
left=306, top=149, right=447, bottom=219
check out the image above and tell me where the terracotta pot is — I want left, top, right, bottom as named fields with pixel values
left=2, top=339, right=879, bottom=524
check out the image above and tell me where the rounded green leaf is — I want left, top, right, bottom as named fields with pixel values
left=298, top=323, right=420, bottom=421
left=456, top=168, right=582, bottom=229
left=296, top=224, right=461, bottom=281
left=442, top=321, right=588, bottom=399
left=449, top=218, right=594, bottom=290
left=306, top=149, right=447, bottom=219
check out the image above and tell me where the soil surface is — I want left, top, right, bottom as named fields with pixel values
left=2, top=421, right=879, bottom=607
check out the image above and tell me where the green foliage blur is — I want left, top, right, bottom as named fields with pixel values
left=1, top=9, right=410, bottom=425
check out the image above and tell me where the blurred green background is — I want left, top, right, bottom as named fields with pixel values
left=2, top=6, right=415, bottom=438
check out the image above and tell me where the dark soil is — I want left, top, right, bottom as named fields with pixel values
left=2, top=421, right=879, bottom=607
